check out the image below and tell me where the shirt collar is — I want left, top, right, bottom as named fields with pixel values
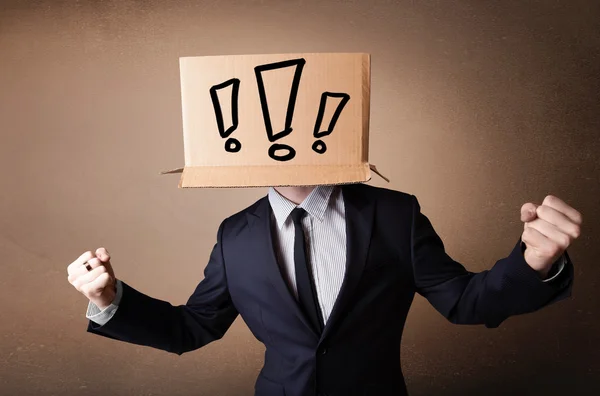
left=268, top=185, right=335, bottom=229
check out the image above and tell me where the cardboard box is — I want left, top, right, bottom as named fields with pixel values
left=161, top=52, right=387, bottom=187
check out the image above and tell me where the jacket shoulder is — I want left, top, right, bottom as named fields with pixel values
left=346, top=183, right=415, bottom=206
left=220, top=195, right=268, bottom=238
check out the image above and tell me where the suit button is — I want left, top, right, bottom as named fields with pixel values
left=321, top=348, right=327, bottom=355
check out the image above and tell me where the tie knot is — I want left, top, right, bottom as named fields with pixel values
left=291, top=207, right=307, bottom=225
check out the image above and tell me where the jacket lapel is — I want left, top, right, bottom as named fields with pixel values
left=318, top=184, right=375, bottom=345
left=246, top=197, right=320, bottom=341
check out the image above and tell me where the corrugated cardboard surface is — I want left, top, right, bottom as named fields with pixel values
left=174, top=52, right=371, bottom=187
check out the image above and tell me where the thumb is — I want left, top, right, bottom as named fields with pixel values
left=95, top=247, right=115, bottom=280
left=95, top=247, right=111, bottom=263
left=520, top=202, right=539, bottom=223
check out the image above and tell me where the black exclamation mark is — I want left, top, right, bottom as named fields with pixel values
left=255, top=59, right=306, bottom=162
left=209, top=78, right=241, bottom=153
left=312, top=92, right=350, bottom=154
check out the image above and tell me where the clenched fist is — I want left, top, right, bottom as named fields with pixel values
left=521, top=195, right=582, bottom=278
left=67, top=248, right=116, bottom=310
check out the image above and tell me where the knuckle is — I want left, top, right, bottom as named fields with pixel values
left=99, top=272, right=110, bottom=284
left=558, top=234, right=570, bottom=249
left=88, top=257, right=100, bottom=266
left=543, top=195, right=555, bottom=206
left=98, top=265, right=107, bottom=274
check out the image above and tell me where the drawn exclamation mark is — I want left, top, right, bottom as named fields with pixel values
left=209, top=78, right=241, bottom=153
left=312, top=92, right=350, bottom=154
left=255, top=58, right=306, bottom=161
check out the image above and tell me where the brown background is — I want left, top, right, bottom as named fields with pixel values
left=1, top=0, right=598, bottom=395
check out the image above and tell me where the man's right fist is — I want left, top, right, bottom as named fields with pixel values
left=67, top=248, right=116, bottom=310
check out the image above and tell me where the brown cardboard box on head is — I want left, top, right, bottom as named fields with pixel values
left=160, top=52, right=388, bottom=187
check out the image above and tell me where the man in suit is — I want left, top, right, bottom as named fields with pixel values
left=67, top=184, right=581, bottom=396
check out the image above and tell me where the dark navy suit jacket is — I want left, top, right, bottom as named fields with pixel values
left=88, top=184, right=574, bottom=396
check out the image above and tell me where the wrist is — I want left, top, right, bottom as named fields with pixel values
left=92, top=287, right=116, bottom=311
left=536, top=266, right=552, bottom=280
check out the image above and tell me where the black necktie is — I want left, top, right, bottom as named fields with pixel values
left=291, top=208, right=324, bottom=334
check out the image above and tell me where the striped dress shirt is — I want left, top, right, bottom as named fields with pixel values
left=267, top=185, right=346, bottom=325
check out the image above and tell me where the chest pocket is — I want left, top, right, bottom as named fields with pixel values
left=363, top=229, right=399, bottom=273
left=361, top=228, right=413, bottom=291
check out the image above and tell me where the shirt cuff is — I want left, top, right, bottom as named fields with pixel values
left=541, top=255, right=566, bottom=283
left=85, top=279, right=123, bottom=326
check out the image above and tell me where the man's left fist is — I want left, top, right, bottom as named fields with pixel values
left=520, top=195, right=582, bottom=278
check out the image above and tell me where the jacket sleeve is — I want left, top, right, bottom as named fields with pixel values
left=410, top=195, right=574, bottom=328
left=87, top=220, right=239, bottom=354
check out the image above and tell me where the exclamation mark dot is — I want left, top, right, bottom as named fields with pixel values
left=209, top=78, right=242, bottom=153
